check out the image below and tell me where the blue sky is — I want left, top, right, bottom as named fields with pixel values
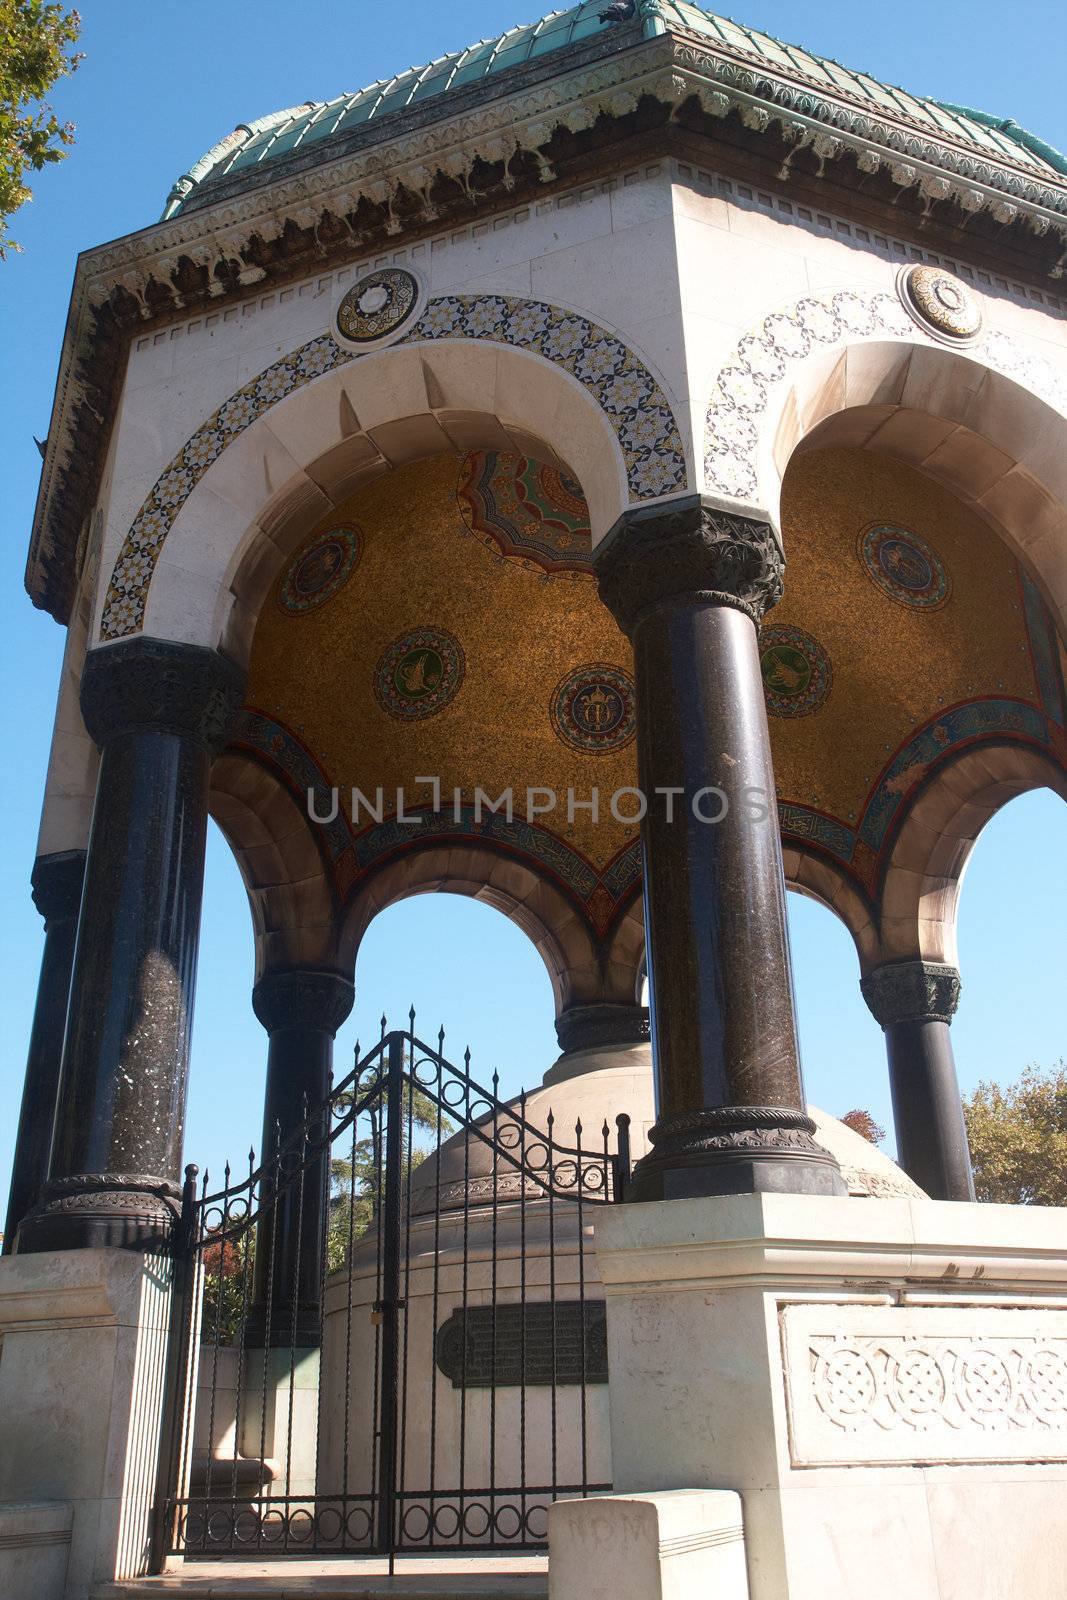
left=1, top=0, right=1065, bottom=1206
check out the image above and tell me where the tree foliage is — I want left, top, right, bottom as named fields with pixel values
left=964, top=1061, right=1067, bottom=1205
left=840, top=1108, right=887, bottom=1145
left=0, top=1, right=81, bottom=256
left=326, top=1081, right=452, bottom=1272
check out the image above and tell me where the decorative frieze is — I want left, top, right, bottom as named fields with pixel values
left=782, top=1302, right=1067, bottom=1467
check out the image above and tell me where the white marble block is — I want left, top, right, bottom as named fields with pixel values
left=0, top=1501, right=72, bottom=1600
left=0, top=1249, right=183, bottom=1599
left=592, top=1193, right=1067, bottom=1600
left=550, top=1489, right=749, bottom=1600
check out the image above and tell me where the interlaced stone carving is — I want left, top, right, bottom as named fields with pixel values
left=785, top=1305, right=1067, bottom=1466
left=30, top=849, right=86, bottom=927
left=811, top=1335, right=1067, bottom=1434
left=860, top=959, right=962, bottom=1027
left=80, top=639, right=246, bottom=757
left=252, top=968, right=355, bottom=1037
left=594, top=497, right=785, bottom=634
left=555, top=1002, right=650, bottom=1054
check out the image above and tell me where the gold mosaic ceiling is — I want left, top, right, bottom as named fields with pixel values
left=243, top=444, right=1066, bottom=925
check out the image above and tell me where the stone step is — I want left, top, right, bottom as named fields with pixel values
left=92, top=1556, right=548, bottom=1600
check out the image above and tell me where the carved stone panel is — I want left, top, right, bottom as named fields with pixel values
left=435, top=1301, right=608, bottom=1389
left=781, top=1302, right=1067, bottom=1467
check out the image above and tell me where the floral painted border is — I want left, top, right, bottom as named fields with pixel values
left=100, top=296, right=688, bottom=641
left=703, top=285, right=1067, bottom=504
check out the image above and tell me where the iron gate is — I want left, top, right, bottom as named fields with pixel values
left=157, top=1017, right=630, bottom=1559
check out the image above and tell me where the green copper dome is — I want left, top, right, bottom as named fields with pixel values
left=163, top=1, right=1067, bottom=218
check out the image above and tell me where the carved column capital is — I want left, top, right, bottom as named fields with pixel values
left=252, top=968, right=355, bottom=1037
left=555, top=1002, right=650, bottom=1054
left=80, top=639, right=246, bottom=758
left=594, top=496, right=785, bottom=635
left=30, top=849, right=86, bottom=928
left=861, top=960, right=962, bottom=1027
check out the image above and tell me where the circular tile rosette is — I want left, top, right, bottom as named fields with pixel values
left=901, top=265, right=981, bottom=341
left=759, top=626, right=832, bottom=718
left=859, top=523, right=950, bottom=609
left=278, top=526, right=362, bottom=614
left=335, top=267, right=420, bottom=346
left=374, top=627, right=465, bottom=721
left=550, top=664, right=637, bottom=754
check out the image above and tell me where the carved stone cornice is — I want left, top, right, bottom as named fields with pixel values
left=30, top=850, right=86, bottom=928
left=555, top=1002, right=650, bottom=1054
left=79, top=639, right=246, bottom=757
left=595, top=496, right=785, bottom=634
left=861, top=960, right=962, bottom=1027
left=252, top=968, right=355, bottom=1037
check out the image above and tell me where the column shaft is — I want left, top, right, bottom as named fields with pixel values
left=862, top=960, right=974, bottom=1201
left=3, top=852, right=85, bottom=1252
left=596, top=498, right=844, bottom=1200
left=17, top=640, right=244, bottom=1253
left=249, top=970, right=354, bottom=1346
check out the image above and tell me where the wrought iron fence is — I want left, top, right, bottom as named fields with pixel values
left=157, top=1014, right=631, bottom=1559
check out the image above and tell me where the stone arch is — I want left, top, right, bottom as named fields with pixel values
left=875, top=743, right=1067, bottom=970
left=98, top=295, right=690, bottom=652
left=782, top=845, right=879, bottom=970
left=210, top=752, right=339, bottom=983
left=340, top=841, right=642, bottom=1019
left=702, top=283, right=1067, bottom=631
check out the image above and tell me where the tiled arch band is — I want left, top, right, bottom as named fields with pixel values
left=703, top=282, right=1067, bottom=506
left=100, top=296, right=688, bottom=641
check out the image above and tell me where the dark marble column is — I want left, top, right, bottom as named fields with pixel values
left=861, top=959, right=974, bottom=1201
left=555, top=1002, right=650, bottom=1055
left=3, top=852, right=86, bottom=1252
left=596, top=497, right=844, bottom=1201
left=16, top=640, right=245, bottom=1254
left=247, top=969, right=354, bottom=1347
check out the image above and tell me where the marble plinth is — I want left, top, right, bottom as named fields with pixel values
left=589, top=1193, right=1067, bottom=1600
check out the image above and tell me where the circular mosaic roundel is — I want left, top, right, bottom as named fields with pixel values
left=550, top=664, right=637, bottom=754
left=759, top=626, right=832, bottom=718
left=902, top=265, right=982, bottom=341
left=859, top=523, right=950, bottom=609
left=279, top=526, right=362, bottom=614
left=336, top=268, right=419, bottom=345
left=374, top=627, right=465, bottom=721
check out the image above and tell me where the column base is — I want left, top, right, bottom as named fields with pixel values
left=15, top=1174, right=180, bottom=1254
left=628, top=1107, right=848, bottom=1201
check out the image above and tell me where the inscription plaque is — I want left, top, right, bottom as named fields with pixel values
left=435, top=1301, right=608, bottom=1389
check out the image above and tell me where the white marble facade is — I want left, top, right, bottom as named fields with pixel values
left=34, top=157, right=1067, bottom=862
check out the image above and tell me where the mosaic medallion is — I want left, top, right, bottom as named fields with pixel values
left=335, top=268, right=420, bottom=345
left=458, top=451, right=593, bottom=573
left=550, top=664, right=637, bottom=754
left=901, top=265, right=982, bottom=341
left=278, top=526, right=362, bottom=614
left=760, top=626, right=832, bottom=718
left=859, top=523, right=950, bottom=609
left=375, top=627, right=465, bottom=721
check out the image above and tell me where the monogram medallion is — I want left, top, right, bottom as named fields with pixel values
left=374, top=627, right=465, bottom=721
left=859, top=523, right=950, bottom=610
left=278, top=526, right=362, bottom=614
left=550, top=664, right=636, bottom=754
left=760, top=625, right=832, bottom=718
